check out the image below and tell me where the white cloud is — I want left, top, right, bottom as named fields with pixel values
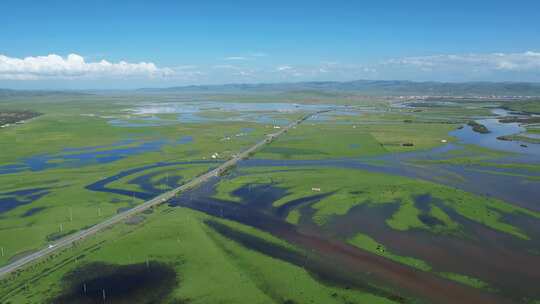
left=276, top=65, right=293, bottom=71
left=224, top=56, right=249, bottom=61
left=384, top=51, right=540, bottom=72
left=223, top=52, right=268, bottom=61
left=0, top=53, right=173, bottom=80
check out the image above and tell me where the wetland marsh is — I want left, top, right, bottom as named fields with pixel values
left=1, top=93, right=539, bottom=304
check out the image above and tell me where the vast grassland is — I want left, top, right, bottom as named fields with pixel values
left=1, top=93, right=539, bottom=303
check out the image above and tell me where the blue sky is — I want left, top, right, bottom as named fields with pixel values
left=1, top=0, right=540, bottom=89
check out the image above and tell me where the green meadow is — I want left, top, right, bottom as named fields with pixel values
left=1, top=94, right=539, bottom=303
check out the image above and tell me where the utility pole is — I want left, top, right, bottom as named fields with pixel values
left=69, top=207, right=73, bottom=222
left=59, top=223, right=63, bottom=232
left=1, top=247, right=4, bottom=257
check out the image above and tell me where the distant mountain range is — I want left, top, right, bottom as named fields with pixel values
left=0, top=89, right=89, bottom=97
left=3, top=80, right=540, bottom=97
left=137, top=80, right=540, bottom=96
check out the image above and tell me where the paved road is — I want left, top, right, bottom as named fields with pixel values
left=0, top=110, right=327, bottom=278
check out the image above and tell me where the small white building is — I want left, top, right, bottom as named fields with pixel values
left=312, top=187, right=321, bottom=192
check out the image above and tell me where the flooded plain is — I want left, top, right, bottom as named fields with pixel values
left=0, top=136, right=193, bottom=175
left=5, top=101, right=539, bottom=303
left=108, top=102, right=351, bottom=127
left=164, top=177, right=515, bottom=304
left=78, top=103, right=540, bottom=302
left=450, top=108, right=540, bottom=154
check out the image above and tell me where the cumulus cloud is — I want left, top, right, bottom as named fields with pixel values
left=384, top=51, right=540, bottom=72
left=0, top=53, right=173, bottom=80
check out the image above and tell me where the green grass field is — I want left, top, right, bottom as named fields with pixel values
left=1, top=94, right=539, bottom=303
left=0, top=206, right=397, bottom=304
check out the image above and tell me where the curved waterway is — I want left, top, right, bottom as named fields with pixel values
left=451, top=108, right=540, bottom=155
left=0, top=136, right=193, bottom=175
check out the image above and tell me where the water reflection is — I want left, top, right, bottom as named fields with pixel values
left=450, top=108, right=540, bottom=154
left=109, top=102, right=352, bottom=127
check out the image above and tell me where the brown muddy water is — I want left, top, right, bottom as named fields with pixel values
left=324, top=199, right=540, bottom=301
left=86, top=160, right=537, bottom=303
left=168, top=178, right=514, bottom=304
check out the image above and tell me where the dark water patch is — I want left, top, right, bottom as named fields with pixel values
left=169, top=179, right=291, bottom=235
left=21, top=206, right=46, bottom=217
left=0, top=137, right=194, bottom=175
left=0, top=187, right=50, bottom=214
left=204, top=178, right=331, bottom=220
left=413, top=194, right=433, bottom=212
left=86, top=160, right=219, bottom=200
left=275, top=192, right=334, bottom=218
left=231, top=183, right=289, bottom=210
left=417, top=214, right=445, bottom=227
left=128, top=169, right=183, bottom=194
left=50, top=261, right=178, bottom=304
left=413, top=194, right=446, bottom=227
